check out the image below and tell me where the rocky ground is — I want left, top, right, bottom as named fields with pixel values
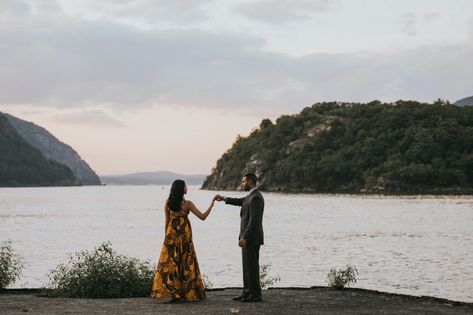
left=1, top=287, right=472, bottom=314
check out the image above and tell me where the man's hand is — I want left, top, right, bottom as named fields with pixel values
left=238, top=238, right=247, bottom=247
left=215, top=194, right=224, bottom=202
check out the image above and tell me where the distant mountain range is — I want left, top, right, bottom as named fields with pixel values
left=100, top=171, right=206, bottom=186
left=454, top=96, right=473, bottom=106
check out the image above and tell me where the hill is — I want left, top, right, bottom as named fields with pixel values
left=0, top=113, right=76, bottom=187
left=202, top=101, right=473, bottom=194
left=100, top=171, right=206, bottom=185
left=5, top=113, right=101, bottom=185
left=454, top=96, right=473, bottom=107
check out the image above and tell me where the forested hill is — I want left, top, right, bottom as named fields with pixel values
left=5, top=113, right=101, bottom=185
left=202, top=100, right=473, bottom=194
left=0, top=113, right=76, bottom=187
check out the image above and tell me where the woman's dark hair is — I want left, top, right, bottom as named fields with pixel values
left=167, top=179, right=186, bottom=212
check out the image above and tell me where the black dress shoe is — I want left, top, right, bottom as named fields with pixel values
left=241, top=295, right=262, bottom=303
left=232, top=293, right=250, bottom=301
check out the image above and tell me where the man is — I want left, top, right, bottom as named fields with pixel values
left=216, top=173, right=265, bottom=303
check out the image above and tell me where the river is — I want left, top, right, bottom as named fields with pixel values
left=0, top=185, right=472, bottom=302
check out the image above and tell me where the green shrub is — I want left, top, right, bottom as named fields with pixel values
left=44, top=242, right=154, bottom=298
left=260, top=264, right=281, bottom=289
left=326, top=265, right=358, bottom=289
left=0, top=240, right=24, bottom=288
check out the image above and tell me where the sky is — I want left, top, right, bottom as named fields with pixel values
left=1, top=0, right=472, bottom=175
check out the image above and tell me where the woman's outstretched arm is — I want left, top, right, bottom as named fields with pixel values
left=187, top=198, right=216, bottom=221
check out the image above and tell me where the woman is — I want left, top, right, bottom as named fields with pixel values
left=150, top=179, right=215, bottom=302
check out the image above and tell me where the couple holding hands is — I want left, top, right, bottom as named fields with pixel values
left=150, top=173, right=265, bottom=303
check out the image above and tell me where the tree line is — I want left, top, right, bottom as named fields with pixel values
left=203, top=100, right=473, bottom=194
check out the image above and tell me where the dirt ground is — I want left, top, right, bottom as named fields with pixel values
left=1, top=287, right=472, bottom=314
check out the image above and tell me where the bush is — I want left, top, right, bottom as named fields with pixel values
left=326, top=265, right=358, bottom=289
left=260, top=264, right=281, bottom=289
left=44, top=242, right=154, bottom=298
left=0, top=240, right=24, bottom=288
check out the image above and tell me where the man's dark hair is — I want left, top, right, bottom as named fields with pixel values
left=244, top=173, right=258, bottom=185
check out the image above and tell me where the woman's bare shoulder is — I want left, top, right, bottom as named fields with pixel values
left=182, top=200, right=194, bottom=210
left=182, top=199, right=193, bottom=206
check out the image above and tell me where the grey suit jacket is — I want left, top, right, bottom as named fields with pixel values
left=225, top=189, right=265, bottom=246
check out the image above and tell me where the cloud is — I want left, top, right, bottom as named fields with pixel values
left=401, top=12, right=442, bottom=37
left=72, top=0, right=214, bottom=25
left=0, top=8, right=472, bottom=115
left=0, top=16, right=274, bottom=109
left=0, top=0, right=31, bottom=17
left=401, top=13, right=418, bottom=36
left=469, top=17, right=473, bottom=38
left=301, top=43, right=473, bottom=102
left=52, top=109, right=126, bottom=127
left=31, top=0, right=63, bottom=15
left=234, top=0, right=337, bottom=24
left=423, top=12, right=440, bottom=23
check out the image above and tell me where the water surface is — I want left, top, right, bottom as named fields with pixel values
left=0, top=186, right=472, bottom=302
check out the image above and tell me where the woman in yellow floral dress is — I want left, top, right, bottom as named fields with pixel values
left=150, top=179, right=216, bottom=302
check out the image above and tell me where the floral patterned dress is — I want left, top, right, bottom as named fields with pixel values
left=150, top=209, right=206, bottom=301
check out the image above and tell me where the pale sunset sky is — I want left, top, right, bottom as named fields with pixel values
left=1, top=0, right=472, bottom=175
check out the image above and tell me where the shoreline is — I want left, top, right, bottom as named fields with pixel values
left=201, top=187, right=473, bottom=196
left=2, top=287, right=472, bottom=314
left=2, top=184, right=473, bottom=197
left=2, top=286, right=472, bottom=306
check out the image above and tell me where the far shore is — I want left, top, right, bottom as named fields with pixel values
left=2, top=184, right=473, bottom=197
left=202, top=186, right=473, bottom=196
left=1, top=287, right=472, bottom=314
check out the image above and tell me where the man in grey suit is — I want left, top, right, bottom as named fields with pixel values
left=216, top=173, right=265, bottom=302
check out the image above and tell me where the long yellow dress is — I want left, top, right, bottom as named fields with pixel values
left=150, top=209, right=206, bottom=301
